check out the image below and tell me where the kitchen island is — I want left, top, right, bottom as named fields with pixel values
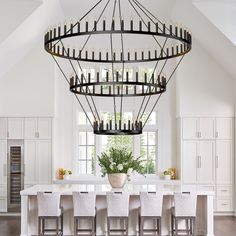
left=20, top=184, right=214, bottom=236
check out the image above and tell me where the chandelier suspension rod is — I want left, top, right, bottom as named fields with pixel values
left=136, top=38, right=168, bottom=121
left=60, top=40, right=100, bottom=122
left=128, top=0, right=167, bottom=55
left=142, top=55, right=185, bottom=128
left=110, top=0, right=118, bottom=125
left=51, top=55, right=93, bottom=127
left=118, top=0, right=125, bottom=122
left=51, top=0, right=104, bottom=50
left=138, top=49, right=169, bottom=121
left=76, top=0, right=111, bottom=60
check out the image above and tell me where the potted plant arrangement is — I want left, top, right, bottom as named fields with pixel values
left=63, top=169, right=72, bottom=180
left=98, top=147, right=144, bottom=188
left=163, top=170, right=172, bottom=180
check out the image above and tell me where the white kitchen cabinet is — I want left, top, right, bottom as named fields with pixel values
left=0, top=197, right=7, bottom=212
left=199, top=118, right=215, bottom=139
left=0, top=140, right=7, bottom=185
left=38, top=118, right=51, bottom=139
left=24, top=118, right=51, bottom=140
left=216, top=141, right=232, bottom=185
left=24, top=140, right=52, bottom=185
left=0, top=118, right=7, bottom=139
left=24, top=140, right=37, bottom=185
left=215, top=118, right=232, bottom=139
left=24, top=118, right=37, bottom=139
left=182, top=141, right=215, bottom=184
left=197, top=141, right=215, bottom=184
left=8, top=118, right=24, bottom=139
left=182, top=117, right=215, bottom=140
left=182, top=118, right=198, bottom=139
left=182, top=141, right=198, bottom=183
left=37, top=140, right=52, bottom=184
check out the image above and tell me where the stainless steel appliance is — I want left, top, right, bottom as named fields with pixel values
left=7, top=140, right=24, bottom=212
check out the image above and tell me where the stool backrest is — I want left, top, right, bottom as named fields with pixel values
left=37, top=192, right=61, bottom=217
left=72, top=191, right=96, bottom=217
left=106, top=192, right=130, bottom=217
left=140, top=192, right=163, bottom=217
left=174, top=192, right=197, bottom=217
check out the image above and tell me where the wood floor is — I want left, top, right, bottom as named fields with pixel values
left=0, top=216, right=235, bottom=236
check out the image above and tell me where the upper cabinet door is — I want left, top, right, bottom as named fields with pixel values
left=197, top=141, right=215, bottom=184
left=215, top=118, right=232, bottom=140
left=0, top=118, right=7, bottom=139
left=24, top=118, right=37, bottom=139
left=0, top=140, right=7, bottom=185
left=216, top=141, right=232, bottom=185
left=7, top=118, right=24, bottom=139
left=182, top=141, right=198, bottom=183
left=182, top=118, right=198, bottom=139
left=38, top=118, right=51, bottom=139
left=199, top=118, right=215, bottom=139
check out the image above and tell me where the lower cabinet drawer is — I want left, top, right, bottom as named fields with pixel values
left=217, top=186, right=232, bottom=197
left=216, top=199, right=233, bottom=212
left=197, top=185, right=215, bottom=192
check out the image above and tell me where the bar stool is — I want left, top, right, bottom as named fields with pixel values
left=37, top=192, right=63, bottom=236
left=171, top=192, right=197, bottom=236
left=139, top=192, right=163, bottom=236
left=72, top=191, right=96, bottom=236
left=106, top=192, right=130, bottom=236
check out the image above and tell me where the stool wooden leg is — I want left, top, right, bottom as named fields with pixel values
left=174, top=218, right=178, bottom=236
left=107, top=217, right=110, bottom=236
left=158, top=218, right=161, bottom=236
left=192, top=218, right=195, bottom=236
left=125, top=218, right=128, bottom=236
left=38, top=218, right=41, bottom=236
left=94, top=216, right=96, bottom=236
left=171, top=215, right=174, bottom=236
left=140, top=217, right=144, bottom=236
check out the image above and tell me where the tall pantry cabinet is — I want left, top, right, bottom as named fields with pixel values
left=0, top=117, right=52, bottom=212
left=180, top=117, right=233, bottom=213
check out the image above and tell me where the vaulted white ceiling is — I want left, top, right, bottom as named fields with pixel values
left=0, top=0, right=235, bottom=80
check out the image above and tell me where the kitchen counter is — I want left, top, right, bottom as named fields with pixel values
left=20, top=184, right=214, bottom=236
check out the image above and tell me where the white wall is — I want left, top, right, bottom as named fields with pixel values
left=0, top=44, right=55, bottom=117
left=176, top=39, right=235, bottom=117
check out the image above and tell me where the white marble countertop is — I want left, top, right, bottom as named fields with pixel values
left=20, top=184, right=214, bottom=196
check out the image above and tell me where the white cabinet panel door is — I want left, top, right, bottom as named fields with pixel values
left=0, top=140, right=7, bottom=185
left=38, top=118, right=51, bottom=139
left=216, top=118, right=232, bottom=139
left=0, top=118, right=7, bottom=139
left=197, top=141, right=215, bottom=184
left=24, top=140, right=37, bottom=185
left=8, top=118, right=24, bottom=139
left=216, top=141, right=232, bottom=185
left=24, top=118, right=37, bottom=139
left=182, top=141, right=198, bottom=183
left=37, top=140, right=52, bottom=184
left=199, top=118, right=215, bottom=139
left=182, top=118, right=198, bottom=139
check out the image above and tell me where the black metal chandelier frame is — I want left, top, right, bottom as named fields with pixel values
left=44, top=0, right=192, bottom=135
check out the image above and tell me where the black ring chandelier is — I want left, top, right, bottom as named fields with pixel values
left=44, top=0, right=192, bottom=135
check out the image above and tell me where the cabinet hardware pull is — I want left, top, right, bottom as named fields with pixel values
left=221, top=204, right=228, bottom=206
left=216, top=156, right=219, bottom=168
left=7, top=131, right=9, bottom=138
left=3, top=164, right=7, bottom=176
left=216, top=131, right=219, bottom=138
left=196, top=132, right=199, bottom=138
left=199, top=132, right=201, bottom=138
left=35, top=132, right=37, bottom=138
left=221, top=190, right=228, bottom=192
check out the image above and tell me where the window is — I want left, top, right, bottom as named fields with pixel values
left=75, top=110, right=157, bottom=176
left=77, top=131, right=95, bottom=175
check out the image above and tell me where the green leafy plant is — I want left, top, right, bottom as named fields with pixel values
left=98, top=147, right=144, bottom=177
left=163, top=170, right=171, bottom=175
left=63, top=169, right=72, bottom=175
